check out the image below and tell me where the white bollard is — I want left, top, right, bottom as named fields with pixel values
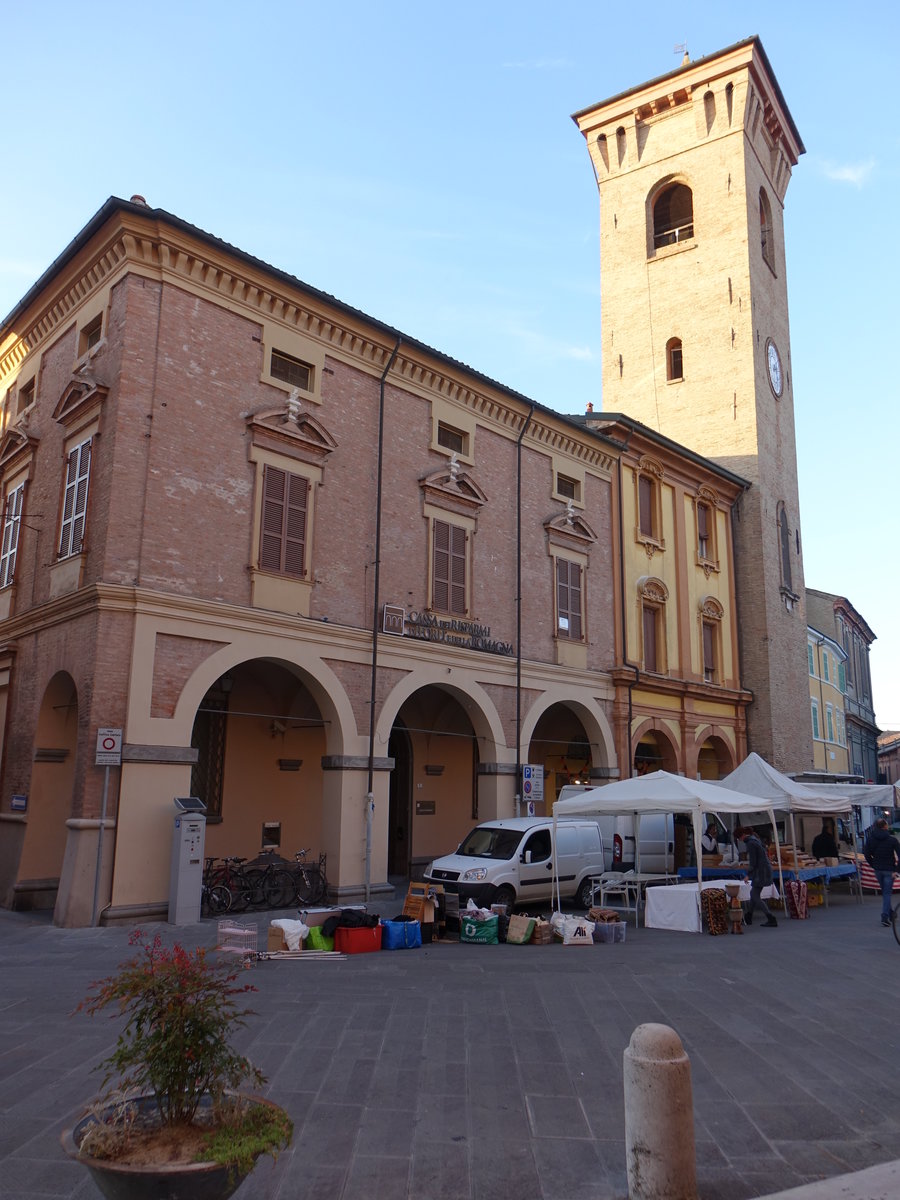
left=623, top=1023, right=698, bottom=1200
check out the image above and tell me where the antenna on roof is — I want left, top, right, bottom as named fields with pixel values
left=674, top=42, right=690, bottom=65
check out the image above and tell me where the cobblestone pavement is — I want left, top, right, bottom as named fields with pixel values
left=0, top=886, right=897, bottom=1199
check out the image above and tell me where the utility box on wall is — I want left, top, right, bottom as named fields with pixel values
left=168, top=797, right=207, bottom=925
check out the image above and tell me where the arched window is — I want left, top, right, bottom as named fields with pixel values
left=725, top=82, right=734, bottom=125
left=596, top=133, right=609, bottom=172
left=759, top=188, right=775, bottom=270
left=703, top=90, right=715, bottom=135
left=666, top=337, right=683, bottom=381
left=616, top=126, right=627, bottom=167
left=653, top=183, right=693, bottom=249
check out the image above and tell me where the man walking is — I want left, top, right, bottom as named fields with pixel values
left=739, top=827, right=777, bottom=928
left=863, top=818, right=900, bottom=927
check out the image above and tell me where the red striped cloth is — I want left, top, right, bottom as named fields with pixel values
left=858, top=862, right=900, bottom=892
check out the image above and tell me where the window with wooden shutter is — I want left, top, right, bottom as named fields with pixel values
left=556, top=559, right=582, bottom=639
left=0, top=482, right=24, bottom=587
left=642, top=605, right=658, bottom=673
left=702, top=620, right=717, bottom=683
left=432, top=519, right=466, bottom=615
left=638, top=475, right=654, bottom=537
left=697, top=501, right=710, bottom=559
left=58, top=438, right=91, bottom=558
left=260, top=465, right=308, bottom=576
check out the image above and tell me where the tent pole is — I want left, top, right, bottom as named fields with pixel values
left=770, top=809, right=785, bottom=910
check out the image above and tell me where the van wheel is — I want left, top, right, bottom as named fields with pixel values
left=575, top=879, right=594, bottom=910
left=493, top=885, right=515, bottom=910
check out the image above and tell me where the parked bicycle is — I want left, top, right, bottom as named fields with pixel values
left=201, top=874, right=232, bottom=917
left=281, top=848, right=328, bottom=906
left=203, top=856, right=256, bottom=913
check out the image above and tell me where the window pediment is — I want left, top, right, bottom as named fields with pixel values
left=246, top=401, right=337, bottom=465
left=699, top=596, right=724, bottom=621
left=638, top=576, right=669, bottom=604
left=0, top=427, right=39, bottom=476
left=52, top=371, right=109, bottom=430
left=544, top=502, right=597, bottom=549
left=420, top=458, right=487, bottom=515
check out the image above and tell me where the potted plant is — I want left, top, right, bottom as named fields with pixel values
left=61, top=930, right=292, bottom=1200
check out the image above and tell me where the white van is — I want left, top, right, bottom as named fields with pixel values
left=423, top=817, right=605, bottom=910
left=556, top=785, right=675, bottom=872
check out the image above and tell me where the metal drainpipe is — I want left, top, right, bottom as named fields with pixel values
left=515, top=405, right=535, bottom=817
left=616, top=453, right=640, bottom=779
left=365, top=335, right=402, bottom=901
left=816, top=635, right=828, bottom=773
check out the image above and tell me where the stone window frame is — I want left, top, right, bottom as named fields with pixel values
left=638, top=576, right=669, bottom=675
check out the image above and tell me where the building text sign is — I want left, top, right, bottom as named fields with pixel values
left=382, top=605, right=513, bottom=657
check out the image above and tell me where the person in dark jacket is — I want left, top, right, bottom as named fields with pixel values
left=811, top=819, right=840, bottom=862
left=738, top=827, right=777, bottom=927
left=863, top=818, right=900, bottom=927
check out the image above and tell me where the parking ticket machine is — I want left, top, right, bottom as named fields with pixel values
left=168, top=796, right=207, bottom=925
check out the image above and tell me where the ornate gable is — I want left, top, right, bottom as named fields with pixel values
left=246, top=395, right=337, bottom=465
left=419, top=455, right=487, bottom=515
left=544, top=500, right=597, bottom=550
left=52, top=369, right=109, bottom=431
left=0, top=426, right=39, bottom=476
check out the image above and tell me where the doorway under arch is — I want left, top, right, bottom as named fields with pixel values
left=15, top=671, right=79, bottom=911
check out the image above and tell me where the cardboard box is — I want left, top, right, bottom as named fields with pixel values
left=402, top=883, right=440, bottom=924
left=267, top=925, right=289, bottom=953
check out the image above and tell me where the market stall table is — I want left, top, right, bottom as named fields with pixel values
left=645, top=879, right=760, bottom=933
left=587, top=872, right=673, bottom=926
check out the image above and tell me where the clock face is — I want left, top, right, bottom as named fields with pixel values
left=767, top=340, right=783, bottom=397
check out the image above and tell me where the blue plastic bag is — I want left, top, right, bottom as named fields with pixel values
left=380, top=919, right=422, bottom=950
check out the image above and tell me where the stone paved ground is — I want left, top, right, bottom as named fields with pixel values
left=0, top=885, right=897, bottom=1199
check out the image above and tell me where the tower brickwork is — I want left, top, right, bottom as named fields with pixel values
left=573, top=38, right=814, bottom=771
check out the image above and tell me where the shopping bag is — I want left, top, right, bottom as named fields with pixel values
left=506, top=915, right=535, bottom=945
left=460, top=914, right=499, bottom=944
left=380, top=919, right=422, bottom=950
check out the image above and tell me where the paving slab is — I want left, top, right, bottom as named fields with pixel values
left=1, top=889, right=899, bottom=1198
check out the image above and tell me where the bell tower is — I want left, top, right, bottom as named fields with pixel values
left=573, top=38, right=813, bottom=771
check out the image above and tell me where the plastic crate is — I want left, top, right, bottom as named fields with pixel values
left=217, top=920, right=257, bottom=962
left=334, top=925, right=382, bottom=954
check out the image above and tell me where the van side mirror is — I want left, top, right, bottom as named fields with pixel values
left=523, top=850, right=532, bottom=864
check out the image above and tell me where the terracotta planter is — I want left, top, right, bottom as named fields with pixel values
left=61, top=1094, right=283, bottom=1200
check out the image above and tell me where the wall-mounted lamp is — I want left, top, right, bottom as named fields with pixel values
left=219, top=674, right=234, bottom=694
left=424, top=764, right=444, bottom=777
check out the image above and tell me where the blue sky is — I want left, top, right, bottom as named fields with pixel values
left=3, top=1, right=898, bottom=738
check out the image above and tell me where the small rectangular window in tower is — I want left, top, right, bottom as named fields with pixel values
left=270, top=349, right=312, bottom=391
left=437, top=422, right=467, bottom=456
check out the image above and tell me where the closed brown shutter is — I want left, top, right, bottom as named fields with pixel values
left=556, top=559, right=582, bottom=639
left=260, top=465, right=308, bottom=576
left=643, top=605, right=657, bottom=673
left=638, top=476, right=653, bottom=537
left=433, top=519, right=466, bottom=614
left=703, top=621, right=716, bottom=681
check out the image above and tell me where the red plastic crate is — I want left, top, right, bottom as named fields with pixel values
left=334, top=925, right=383, bottom=954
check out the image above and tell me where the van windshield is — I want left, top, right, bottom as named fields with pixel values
left=457, top=827, right=524, bottom=860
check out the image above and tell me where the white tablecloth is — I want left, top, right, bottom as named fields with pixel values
left=644, top=880, right=751, bottom=933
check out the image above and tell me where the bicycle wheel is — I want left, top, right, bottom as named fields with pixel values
left=207, top=883, right=232, bottom=916
left=242, top=868, right=268, bottom=909
left=264, top=870, right=295, bottom=910
left=309, top=867, right=328, bottom=905
left=293, top=867, right=317, bottom=906
left=892, top=902, right=900, bottom=947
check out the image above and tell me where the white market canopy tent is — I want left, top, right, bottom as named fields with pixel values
left=719, top=752, right=853, bottom=815
left=551, top=769, right=784, bottom=906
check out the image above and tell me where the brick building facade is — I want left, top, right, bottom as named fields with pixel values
left=0, top=195, right=754, bottom=925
